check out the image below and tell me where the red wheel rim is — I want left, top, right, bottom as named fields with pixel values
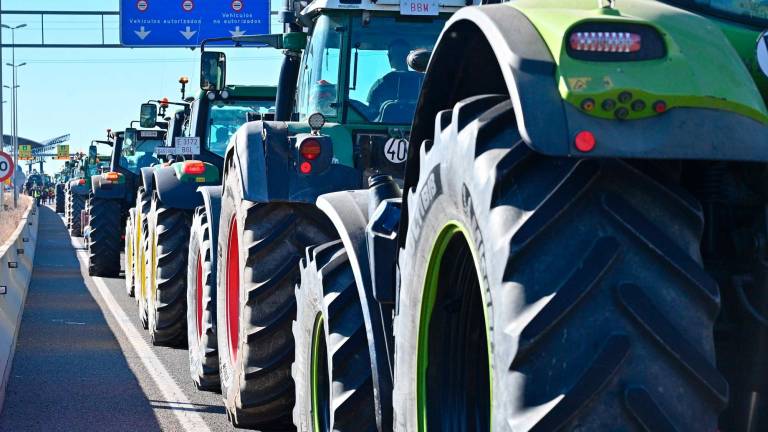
left=226, top=216, right=240, bottom=363
left=196, top=253, right=203, bottom=339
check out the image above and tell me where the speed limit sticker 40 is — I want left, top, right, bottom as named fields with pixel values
left=384, top=138, right=408, bottom=164
left=0, top=151, right=14, bottom=182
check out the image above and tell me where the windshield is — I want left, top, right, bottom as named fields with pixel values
left=663, top=0, right=768, bottom=25
left=347, top=15, right=445, bottom=124
left=207, top=99, right=276, bottom=156
left=120, top=137, right=162, bottom=174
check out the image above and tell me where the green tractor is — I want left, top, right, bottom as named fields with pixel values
left=64, top=143, right=111, bottom=237
left=133, top=85, right=276, bottom=360
left=87, top=127, right=166, bottom=277
left=290, top=0, right=768, bottom=430
left=199, top=0, right=471, bottom=427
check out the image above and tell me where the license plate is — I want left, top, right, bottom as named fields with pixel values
left=400, top=0, right=438, bottom=15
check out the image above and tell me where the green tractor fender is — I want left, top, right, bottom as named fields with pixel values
left=408, top=2, right=768, bottom=192
left=68, top=178, right=90, bottom=196
left=152, top=162, right=219, bottom=210
left=224, top=120, right=361, bottom=204
left=91, top=172, right=127, bottom=200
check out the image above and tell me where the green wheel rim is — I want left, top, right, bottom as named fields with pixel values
left=417, top=222, right=492, bottom=431
left=311, top=314, right=330, bottom=431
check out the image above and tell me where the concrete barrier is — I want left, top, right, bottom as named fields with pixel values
left=0, top=204, right=39, bottom=412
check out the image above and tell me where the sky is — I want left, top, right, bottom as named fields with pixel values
left=1, top=0, right=286, bottom=174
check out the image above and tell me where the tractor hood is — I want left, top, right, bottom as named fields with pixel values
left=511, top=0, right=768, bottom=123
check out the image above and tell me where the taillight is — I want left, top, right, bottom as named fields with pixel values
left=78, top=179, right=86, bottom=185
left=183, top=161, right=206, bottom=175
left=574, top=131, right=596, bottom=153
left=299, top=139, right=321, bottom=161
left=569, top=32, right=641, bottom=53
left=105, top=172, right=119, bottom=181
left=299, top=161, right=312, bottom=174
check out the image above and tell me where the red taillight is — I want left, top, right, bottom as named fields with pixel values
left=183, top=161, right=206, bottom=175
left=569, top=32, right=641, bottom=53
left=105, top=172, right=119, bottom=181
left=299, top=139, right=321, bottom=161
left=574, top=131, right=596, bottom=153
left=78, top=179, right=86, bottom=185
left=300, top=161, right=312, bottom=174
left=653, top=100, right=667, bottom=113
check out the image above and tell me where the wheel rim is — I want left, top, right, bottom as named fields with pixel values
left=417, top=223, right=491, bottom=432
left=311, top=315, right=331, bottom=431
left=196, top=253, right=203, bottom=339
left=226, top=215, right=240, bottom=363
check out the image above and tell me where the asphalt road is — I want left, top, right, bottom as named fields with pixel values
left=0, top=205, right=240, bottom=431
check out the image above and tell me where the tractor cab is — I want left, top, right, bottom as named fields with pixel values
left=111, top=128, right=166, bottom=177
left=201, top=0, right=472, bottom=183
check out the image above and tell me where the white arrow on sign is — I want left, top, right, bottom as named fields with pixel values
left=229, top=26, right=246, bottom=37
left=180, top=26, right=197, bottom=40
left=134, top=26, right=151, bottom=40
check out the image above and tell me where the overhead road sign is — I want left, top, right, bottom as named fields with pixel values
left=56, top=145, right=70, bottom=160
left=18, top=145, right=33, bottom=161
left=120, top=0, right=270, bottom=47
left=0, top=152, right=14, bottom=183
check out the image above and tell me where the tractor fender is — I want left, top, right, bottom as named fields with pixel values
left=140, top=167, right=156, bottom=195
left=315, top=190, right=394, bottom=425
left=153, top=165, right=209, bottom=210
left=196, top=185, right=222, bottom=251
left=68, top=180, right=90, bottom=196
left=409, top=4, right=768, bottom=167
left=91, top=174, right=127, bottom=200
left=226, top=121, right=362, bottom=204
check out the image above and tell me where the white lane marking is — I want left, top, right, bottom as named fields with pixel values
left=70, top=237, right=211, bottom=432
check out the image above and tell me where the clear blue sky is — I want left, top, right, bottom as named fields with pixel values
left=1, top=0, right=285, bottom=174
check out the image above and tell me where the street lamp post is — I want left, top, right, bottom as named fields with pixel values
left=2, top=23, right=26, bottom=208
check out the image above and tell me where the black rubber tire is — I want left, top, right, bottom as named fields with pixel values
left=216, top=158, right=335, bottom=430
left=88, top=198, right=122, bottom=277
left=68, top=193, right=86, bottom=237
left=293, top=240, right=377, bottom=432
left=146, top=197, right=191, bottom=347
left=393, top=95, right=727, bottom=431
left=125, top=210, right=136, bottom=297
left=55, top=184, right=65, bottom=213
left=187, top=206, right=221, bottom=391
left=136, top=187, right=151, bottom=329
left=65, top=189, right=72, bottom=229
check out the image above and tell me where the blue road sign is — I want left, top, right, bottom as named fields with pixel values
left=120, top=0, right=270, bottom=47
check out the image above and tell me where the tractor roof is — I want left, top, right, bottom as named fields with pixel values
left=302, top=0, right=476, bottom=15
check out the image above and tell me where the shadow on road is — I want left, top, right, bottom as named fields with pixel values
left=0, top=206, right=162, bottom=431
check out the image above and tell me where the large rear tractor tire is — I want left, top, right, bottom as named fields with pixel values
left=65, top=189, right=72, bottom=229
left=187, top=206, right=220, bottom=391
left=216, top=159, right=335, bottom=430
left=68, top=193, right=86, bottom=237
left=293, top=240, right=377, bottom=432
left=125, top=210, right=136, bottom=296
left=136, top=187, right=152, bottom=329
left=55, top=184, right=65, bottom=213
left=88, top=198, right=122, bottom=277
left=146, top=197, right=191, bottom=347
left=393, top=95, right=727, bottom=431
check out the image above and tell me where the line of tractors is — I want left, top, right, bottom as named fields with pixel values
left=55, top=0, right=768, bottom=430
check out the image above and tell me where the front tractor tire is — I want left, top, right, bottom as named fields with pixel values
left=293, top=240, right=377, bottom=432
left=68, top=193, right=86, bottom=237
left=146, top=197, right=191, bottom=347
left=187, top=206, right=220, bottom=391
left=55, top=183, right=65, bottom=213
left=88, top=198, right=122, bottom=277
left=136, top=187, right=152, bottom=329
left=393, top=95, right=727, bottom=431
left=216, top=159, right=335, bottom=430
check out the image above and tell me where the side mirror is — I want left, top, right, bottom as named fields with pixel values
left=140, top=103, right=158, bottom=128
left=88, top=145, right=97, bottom=163
left=407, top=49, right=431, bottom=73
left=201, top=51, right=226, bottom=91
